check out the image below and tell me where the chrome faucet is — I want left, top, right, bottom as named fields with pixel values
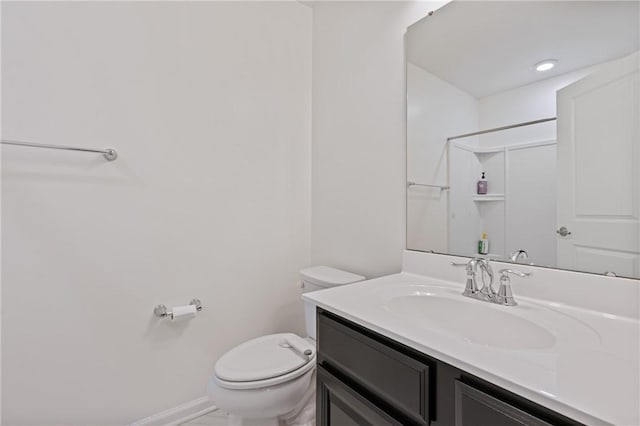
left=476, top=258, right=496, bottom=301
left=452, top=259, right=530, bottom=306
left=452, top=257, right=495, bottom=301
left=510, top=249, right=529, bottom=263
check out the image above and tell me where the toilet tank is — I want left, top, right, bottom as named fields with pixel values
left=301, top=266, right=365, bottom=340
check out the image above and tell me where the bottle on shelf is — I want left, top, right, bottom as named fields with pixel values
left=477, top=172, right=488, bottom=194
left=478, top=233, right=489, bottom=255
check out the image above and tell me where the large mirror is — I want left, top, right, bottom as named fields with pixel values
left=406, top=1, right=640, bottom=278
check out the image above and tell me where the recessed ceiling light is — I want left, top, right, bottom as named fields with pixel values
left=535, top=60, right=557, bottom=72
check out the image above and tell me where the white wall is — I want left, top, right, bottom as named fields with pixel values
left=310, top=1, right=447, bottom=278
left=508, top=144, right=557, bottom=266
left=406, top=63, right=478, bottom=252
left=1, top=2, right=311, bottom=424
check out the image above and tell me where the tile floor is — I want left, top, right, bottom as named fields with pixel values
left=180, top=409, right=229, bottom=426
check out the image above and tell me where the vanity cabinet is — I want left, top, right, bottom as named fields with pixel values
left=316, top=309, right=582, bottom=426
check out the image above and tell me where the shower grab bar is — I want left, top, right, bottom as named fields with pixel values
left=407, top=181, right=450, bottom=190
left=1, top=139, right=118, bottom=161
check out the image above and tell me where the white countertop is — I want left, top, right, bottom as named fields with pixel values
left=304, top=270, right=640, bottom=426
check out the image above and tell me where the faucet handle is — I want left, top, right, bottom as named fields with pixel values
left=498, top=269, right=531, bottom=277
left=495, top=269, right=531, bottom=306
left=451, top=261, right=479, bottom=295
left=451, top=260, right=476, bottom=274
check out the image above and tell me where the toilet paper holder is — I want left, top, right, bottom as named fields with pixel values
left=154, top=299, right=203, bottom=319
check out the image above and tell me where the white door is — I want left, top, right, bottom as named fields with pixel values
left=557, top=52, right=639, bottom=278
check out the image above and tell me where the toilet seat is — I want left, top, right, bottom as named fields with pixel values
left=214, top=333, right=316, bottom=390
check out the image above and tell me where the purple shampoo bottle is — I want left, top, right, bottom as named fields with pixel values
left=477, top=172, right=488, bottom=194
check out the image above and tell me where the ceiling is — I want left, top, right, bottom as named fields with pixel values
left=406, top=1, right=640, bottom=98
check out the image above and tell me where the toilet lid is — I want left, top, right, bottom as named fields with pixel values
left=215, top=333, right=315, bottom=382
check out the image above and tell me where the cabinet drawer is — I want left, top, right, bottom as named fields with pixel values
left=317, top=366, right=403, bottom=426
left=455, top=381, right=553, bottom=426
left=318, top=312, right=430, bottom=424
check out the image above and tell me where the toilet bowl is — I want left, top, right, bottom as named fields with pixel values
left=207, top=266, right=365, bottom=426
left=208, top=333, right=316, bottom=426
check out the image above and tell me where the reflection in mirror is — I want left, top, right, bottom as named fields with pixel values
left=406, top=1, right=640, bottom=278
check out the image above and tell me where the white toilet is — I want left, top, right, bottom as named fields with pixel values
left=207, top=266, right=365, bottom=426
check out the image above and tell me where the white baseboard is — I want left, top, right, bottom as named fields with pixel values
left=130, top=396, right=217, bottom=426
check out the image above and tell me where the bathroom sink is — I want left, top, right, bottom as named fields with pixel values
left=383, top=293, right=556, bottom=349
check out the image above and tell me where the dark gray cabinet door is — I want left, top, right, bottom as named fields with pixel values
left=455, top=381, right=553, bottom=426
left=318, top=312, right=431, bottom=424
left=317, top=366, right=402, bottom=426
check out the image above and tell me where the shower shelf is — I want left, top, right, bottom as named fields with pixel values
left=473, top=194, right=505, bottom=202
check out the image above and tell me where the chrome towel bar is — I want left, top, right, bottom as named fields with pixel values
left=1, top=139, right=118, bottom=161
left=407, top=181, right=450, bottom=190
